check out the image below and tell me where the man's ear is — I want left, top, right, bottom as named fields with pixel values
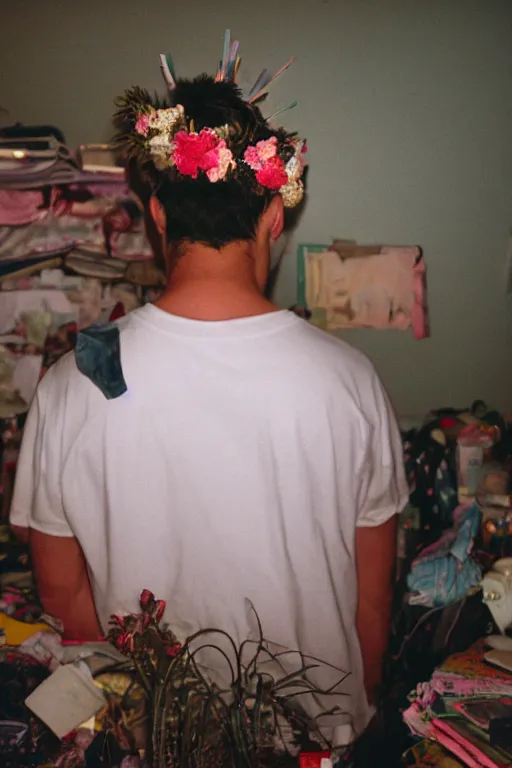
left=149, top=196, right=166, bottom=236
left=266, top=195, right=285, bottom=241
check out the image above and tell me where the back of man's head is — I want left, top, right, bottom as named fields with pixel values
left=156, top=76, right=288, bottom=250
left=115, top=63, right=306, bottom=254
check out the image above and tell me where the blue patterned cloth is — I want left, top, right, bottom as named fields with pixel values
left=407, top=503, right=482, bottom=607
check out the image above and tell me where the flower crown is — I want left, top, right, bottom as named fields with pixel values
left=115, top=31, right=307, bottom=208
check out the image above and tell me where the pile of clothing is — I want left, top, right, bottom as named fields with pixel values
left=0, top=127, right=163, bottom=520
left=0, top=521, right=148, bottom=767
left=405, top=503, right=483, bottom=608
left=403, top=642, right=512, bottom=766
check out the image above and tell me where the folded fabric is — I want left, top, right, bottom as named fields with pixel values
left=0, top=157, right=124, bottom=190
left=0, top=255, right=64, bottom=283
left=65, top=251, right=126, bottom=280
left=431, top=673, right=512, bottom=698
left=0, top=289, right=73, bottom=334
left=0, top=190, right=47, bottom=226
left=430, top=718, right=510, bottom=768
left=124, top=260, right=166, bottom=287
left=0, top=612, right=53, bottom=646
left=70, top=180, right=130, bottom=199
left=0, top=199, right=151, bottom=264
left=406, top=503, right=482, bottom=606
left=0, top=216, right=75, bottom=263
left=403, top=738, right=465, bottom=767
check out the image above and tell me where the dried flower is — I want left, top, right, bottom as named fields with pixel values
left=172, top=129, right=221, bottom=178
left=255, top=156, right=288, bottom=190
left=134, top=113, right=152, bottom=137
left=280, top=179, right=304, bottom=208
left=151, top=105, right=185, bottom=133
left=155, top=599, right=165, bottom=623
left=206, top=141, right=235, bottom=182
left=130, top=97, right=305, bottom=205
left=244, top=136, right=278, bottom=170
left=107, top=590, right=340, bottom=768
left=148, top=135, right=174, bottom=170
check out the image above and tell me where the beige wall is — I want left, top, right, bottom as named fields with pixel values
left=1, top=0, right=511, bottom=416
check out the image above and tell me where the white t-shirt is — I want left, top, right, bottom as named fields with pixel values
left=10, top=305, right=408, bottom=741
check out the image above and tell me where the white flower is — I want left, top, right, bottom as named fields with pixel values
left=151, top=105, right=186, bottom=134
left=148, top=134, right=174, bottom=170
left=213, top=124, right=230, bottom=140
left=280, top=179, right=304, bottom=208
left=285, top=139, right=306, bottom=183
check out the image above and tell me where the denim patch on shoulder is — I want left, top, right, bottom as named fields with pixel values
left=75, top=323, right=127, bottom=400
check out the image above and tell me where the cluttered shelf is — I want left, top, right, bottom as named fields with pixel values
left=371, top=405, right=512, bottom=767
left=0, top=127, right=166, bottom=521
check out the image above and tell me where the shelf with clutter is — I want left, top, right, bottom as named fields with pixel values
left=0, top=126, right=166, bottom=520
left=379, top=405, right=512, bottom=766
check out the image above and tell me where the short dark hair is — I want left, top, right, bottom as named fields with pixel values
left=120, top=76, right=299, bottom=251
left=124, top=156, right=166, bottom=271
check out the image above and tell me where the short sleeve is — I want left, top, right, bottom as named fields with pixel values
left=9, top=385, right=74, bottom=537
left=356, top=375, right=409, bottom=528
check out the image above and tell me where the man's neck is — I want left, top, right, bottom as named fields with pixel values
left=155, top=280, right=280, bottom=321
left=155, top=241, right=280, bottom=321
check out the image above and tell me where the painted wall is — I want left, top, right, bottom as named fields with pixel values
left=1, top=0, right=511, bottom=417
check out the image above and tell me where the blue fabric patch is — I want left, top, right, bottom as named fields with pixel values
left=75, top=323, right=127, bottom=400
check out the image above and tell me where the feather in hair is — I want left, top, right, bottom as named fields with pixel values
left=160, top=53, right=177, bottom=90
left=248, top=69, right=270, bottom=99
left=218, top=29, right=231, bottom=81
left=226, top=40, right=239, bottom=81
left=265, top=101, right=298, bottom=122
left=249, top=57, right=296, bottom=103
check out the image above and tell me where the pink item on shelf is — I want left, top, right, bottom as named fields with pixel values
left=430, top=718, right=507, bottom=768
left=0, top=190, right=46, bottom=226
left=431, top=671, right=512, bottom=697
left=431, top=728, right=481, bottom=767
left=0, top=188, right=68, bottom=226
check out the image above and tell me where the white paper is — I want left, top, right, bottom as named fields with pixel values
left=25, top=665, right=105, bottom=739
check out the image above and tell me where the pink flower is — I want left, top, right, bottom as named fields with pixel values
left=173, top=129, right=220, bottom=179
left=165, top=642, right=183, bottom=658
left=135, top=113, right=151, bottom=136
left=243, top=145, right=262, bottom=170
left=255, top=156, right=288, bottom=190
left=114, top=631, right=132, bottom=653
left=155, top=599, right=166, bottom=623
left=111, top=614, right=127, bottom=630
left=257, top=136, right=278, bottom=161
left=206, top=141, right=234, bottom=182
left=140, top=589, right=153, bottom=610
left=244, top=137, right=278, bottom=170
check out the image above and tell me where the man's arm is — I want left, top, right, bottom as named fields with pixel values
left=31, top=531, right=101, bottom=641
left=355, top=515, right=397, bottom=705
left=11, top=524, right=30, bottom=545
